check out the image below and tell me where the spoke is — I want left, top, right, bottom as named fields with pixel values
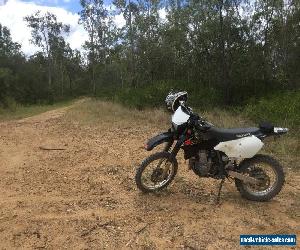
left=244, top=163, right=277, bottom=196
left=141, top=157, right=174, bottom=190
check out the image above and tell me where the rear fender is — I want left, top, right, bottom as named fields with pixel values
left=259, top=122, right=288, bottom=137
left=145, top=132, right=174, bottom=151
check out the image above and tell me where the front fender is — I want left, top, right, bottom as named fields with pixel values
left=145, top=132, right=174, bottom=151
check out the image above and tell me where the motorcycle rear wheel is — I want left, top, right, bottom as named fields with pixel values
left=235, top=154, right=285, bottom=201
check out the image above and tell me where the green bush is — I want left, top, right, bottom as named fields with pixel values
left=97, top=80, right=221, bottom=110
left=0, top=96, right=17, bottom=111
left=244, top=91, right=300, bottom=127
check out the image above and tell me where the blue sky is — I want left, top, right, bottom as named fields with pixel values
left=21, top=0, right=112, bottom=13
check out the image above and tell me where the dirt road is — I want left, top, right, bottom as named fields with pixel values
left=0, top=100, right=299, bottom=249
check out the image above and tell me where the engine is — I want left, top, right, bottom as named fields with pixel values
left=188, top=150, right=218, bottom=177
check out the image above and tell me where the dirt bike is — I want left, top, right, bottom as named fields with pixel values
left=135, top=91, right=288, bottom=202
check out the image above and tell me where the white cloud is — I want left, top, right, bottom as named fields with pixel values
left=110, top=7, right=166, bottom=27
left=0, top=0, right=88, bottom=55
left=105, top=4, right=125, bottom=29
left=113, top=13, right=126, bottom=28
left=0, top=1, right=167, bottom=56
left=158, top=8, right=167, bottom=22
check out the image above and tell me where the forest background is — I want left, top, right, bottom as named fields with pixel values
left=0, top=0, right=299, bottom=127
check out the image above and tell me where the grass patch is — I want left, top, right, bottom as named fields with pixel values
left=65, top=98, right=169, bottom=128
left=96, top=83, right=299, bottom=129
left=244, top=91, right=300, bottom=128
left=0, top=99, right=75, bottom=121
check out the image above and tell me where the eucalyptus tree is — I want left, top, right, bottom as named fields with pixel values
left=50, top=36, right=68, bottom=96
left=113, top=0, right=140, bottom=86
left=252, top=0, right=300, bottom=89
left=79, top=0, right=108, bottom=95
left=24, top=11, right=70, bottom=100
left=0, top=24, right=21, bottom=57
left=185, top=0, right=218, bottom=85
left=134, top=0, right=162, bottom=83
left=0, top=24, right=23, bottom=107
left=64, top=47, right=84, bottom=96
left=283, top=0, right=300, bottom=88
left=163, top=0, right=193, bottom=81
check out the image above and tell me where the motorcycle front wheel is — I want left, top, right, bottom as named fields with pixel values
left=235, top=154, right=285, bottom=201
left=135, top=152, right=178, bottom=193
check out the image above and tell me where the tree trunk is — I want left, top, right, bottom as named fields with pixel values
left=92, top=64, right=96, bottom=95
left=47, top=56, right=53, bottom=103
left=219, top=0, right=230, bottom=105
left=61, top=60, right=64, bottom=97
left=48, top=62, right=51, bottom=90
left=121, top=70, right=124, bottom=88
left=69, top=75, right=73, bottom=96
left=90, top=26, right=96, bottom=95
left=128, top=0, right=136, bottom=87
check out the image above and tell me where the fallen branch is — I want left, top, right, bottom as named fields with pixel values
left=126, top=223, right=151, bottom=247
left=39, top=146, right=66, bottom=151
left=135, top=223, right=149, bottom=234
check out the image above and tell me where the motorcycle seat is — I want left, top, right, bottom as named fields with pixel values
left=208, top=127, right=260, bottom=141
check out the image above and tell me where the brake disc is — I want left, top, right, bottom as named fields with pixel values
left=151, top=168, right=164, bottom=183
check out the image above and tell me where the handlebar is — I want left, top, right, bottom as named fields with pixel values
left=179, top=102, right=212, bottom=131
left=188, top=111, right=211, bottom=131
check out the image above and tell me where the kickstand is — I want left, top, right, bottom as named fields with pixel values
left=216, top=178, right=225, bottom=205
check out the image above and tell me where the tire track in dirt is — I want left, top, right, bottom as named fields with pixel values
left=0, top=99, right=299, bottom=249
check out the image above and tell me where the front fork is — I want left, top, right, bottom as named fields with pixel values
left=161, top=135, right=185, bottom=177
left=163, top=140, right=174, bottom=152
left=160, top=139, right=175, bottom=177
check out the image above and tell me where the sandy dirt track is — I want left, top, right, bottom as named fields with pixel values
left=0, top=99, right=299, bottom=249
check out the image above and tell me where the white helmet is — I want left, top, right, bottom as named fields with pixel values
left=165, top=90, right=188, bottom=112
